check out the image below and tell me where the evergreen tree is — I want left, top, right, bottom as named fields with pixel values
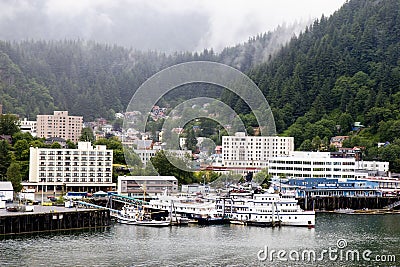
left=6, top=161, right=23, bottom=192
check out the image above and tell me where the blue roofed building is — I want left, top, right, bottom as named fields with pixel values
left=285, top=177, right=382, bottom=198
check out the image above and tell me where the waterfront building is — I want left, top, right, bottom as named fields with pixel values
left=36, top=111, right=83, bottom=143
left=26, top=142, right=115, bottom=193
left=285, top=177, right=383, bottom=198
left=0, top=181, right=14, bottom=202
left=117, top=176, right=178, bottom=199
left=268, top=151, right=389, bottom=179
left=220, top=132, right=294, bottom=175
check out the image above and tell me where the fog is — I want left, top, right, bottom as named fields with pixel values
left=0, top=0, right=347, bottom=52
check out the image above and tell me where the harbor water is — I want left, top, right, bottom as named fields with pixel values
left=1, top=213, right=399, bottom=266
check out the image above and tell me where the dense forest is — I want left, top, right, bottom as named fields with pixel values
left=1, top=0, right=400, bottom=171
left=0, top=22, right=301, bottom=121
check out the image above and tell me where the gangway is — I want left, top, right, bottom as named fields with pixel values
left=384, top=200, right=400, bottom=210
left=75, top=194, right=150, bottom=218
left=75, top=201, right=121, bottom=217
left=107, top=193, right=149, bottom=207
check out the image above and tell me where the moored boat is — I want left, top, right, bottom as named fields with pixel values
left=216, top=189, right=315, bottom=227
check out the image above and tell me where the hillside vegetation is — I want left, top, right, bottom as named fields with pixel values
left=0, top=0, right=400, bottom=170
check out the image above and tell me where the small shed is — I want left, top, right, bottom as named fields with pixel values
left=0, top=181, right=14, bottom=202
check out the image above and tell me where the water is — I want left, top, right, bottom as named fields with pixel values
left=1, top=213, right=399, bottom=266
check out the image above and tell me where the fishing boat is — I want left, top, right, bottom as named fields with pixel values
left=115, top=205, right=138, bottom=225
left=116, top=205, right=170, bottom=226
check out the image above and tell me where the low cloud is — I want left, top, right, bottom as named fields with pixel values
left=0, top=0, right=346, bottom=52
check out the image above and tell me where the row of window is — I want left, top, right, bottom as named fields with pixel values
left=39, top=172, right=111, bottom=177
left=39, top=161, right=111, bottom=166
left=40, top=156, right=111, bottom=161
left=40, top=178, right=111, bottom=183
left=39, top=151, right=111, bottom=156
left=270, top=160, right=351, bottom=165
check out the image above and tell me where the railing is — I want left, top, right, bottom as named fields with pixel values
left=384, top=200, right=400, bottom=209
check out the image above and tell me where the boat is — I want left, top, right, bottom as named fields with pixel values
left=167, top=214, right=190, bottom=225
left=229, top=220, right=246, bottom=225
left=216, top=189, right=315, bottom=227
left=116, top=205, right=171, bottom=227
left=116, top=205, right=139, bottom=225
left=145, top=193, right=223, bottom=225
left=133, top=220, right=170, bottom=227
left=334, top=208, right=355, bottom=214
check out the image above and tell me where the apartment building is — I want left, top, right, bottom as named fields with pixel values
left=221, top=132, right=294, bottom=173
left=36, top=111, right=83, bottom=143
left=26, top=142, right=114, bottom=193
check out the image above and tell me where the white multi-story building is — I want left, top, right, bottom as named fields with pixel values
left=19, top=118, right=37, bottom=136
left=221, top=132, right=294, bottom=174
left=36, top=111, right=83, bottom=143
left=26, top=142, right=115, bottom=193
left=134, top=149, right=191, bottom=166
left=268, top=151, right=389, bottom=179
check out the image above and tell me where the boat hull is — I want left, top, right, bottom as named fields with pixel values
left=133, top=221, right=170, bottom=227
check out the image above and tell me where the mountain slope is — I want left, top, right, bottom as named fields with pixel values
left=250, top=0, right=400, bottom=138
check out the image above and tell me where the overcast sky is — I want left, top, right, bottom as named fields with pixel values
left=0, top=0, right=347, bottom=52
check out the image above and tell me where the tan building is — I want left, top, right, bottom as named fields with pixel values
left=36, top=111, right=83, bottom=142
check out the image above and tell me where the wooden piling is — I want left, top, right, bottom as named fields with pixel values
left=0, top=209, right=110, bottom=236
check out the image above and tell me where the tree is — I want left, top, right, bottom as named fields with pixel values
left=80, top=127, right=95, bottom=142
left=0, top=140, right=11, bottom=179
left=6, top=161, right=23, bottom=192
left=0, top=114, right=20, bottom=136
left=185, top=128, right=197, bottom=153
left=150, top=150, right=194, bottom=184
left=299, top=139, right=313, bottom=151
left=50, top=142, right=62, bottom=149
left=254, top=169, right=271, bottom=186
left=14, top=139, right=29, bottom=161
left=66, top=140, right=76, bottom=149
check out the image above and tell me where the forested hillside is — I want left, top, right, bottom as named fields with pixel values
left=0, top=22, right=302, bottom=121
left=0, top=0, right=400, bottom=169
left=248, top=0, right=400, bottom=170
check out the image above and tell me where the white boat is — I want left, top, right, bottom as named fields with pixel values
left=116, top=205, right=139, bottom=225
left=133, top=220, right=170, bottom=227
left=334, top=208, right=355, bottom=214
left=216, top=190, right=315, bottom=227
left=116, top=205, right=171, bottom=227
left=145, top=193, right=222, bottom=224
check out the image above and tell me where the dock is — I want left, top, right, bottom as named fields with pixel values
left=299, top=196, right=400, bottom=211
left=0, top=205, right=111, bottom=236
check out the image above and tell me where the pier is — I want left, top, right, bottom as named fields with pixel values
left=299, top=196, right=400, bottom=211
left=0, top=205, right=111, bottom=236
